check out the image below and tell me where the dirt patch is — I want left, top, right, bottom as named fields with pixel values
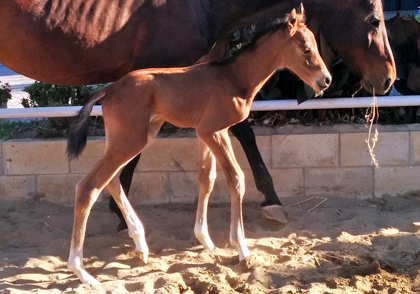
left=1, top=194, right=420, bottom=293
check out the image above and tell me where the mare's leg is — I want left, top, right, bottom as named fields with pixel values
left=197, top=128, right=250, bottom=261
left=229, top=120, right=287, bottom=223
left=194, top=139, right=217, bottom=250
left=106, top=175, right=148, bottom=262
left=109, top=154, right=141, bottom=232
left=230, top=120, right=280, bottom=206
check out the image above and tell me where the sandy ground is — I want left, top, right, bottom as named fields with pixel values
left=1, top=194, right=420, bottom=294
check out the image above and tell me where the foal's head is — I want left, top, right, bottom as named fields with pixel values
left=281, top=5, right=331, bottom=95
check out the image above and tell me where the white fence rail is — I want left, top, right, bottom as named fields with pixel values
left=1, top=96, right=420, bottom=119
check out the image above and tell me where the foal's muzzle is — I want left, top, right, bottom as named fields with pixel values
left=318, top=76, right=331, bottom=90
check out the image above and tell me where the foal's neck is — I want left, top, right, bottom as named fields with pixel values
left=224, top=31, right=287, bottom=100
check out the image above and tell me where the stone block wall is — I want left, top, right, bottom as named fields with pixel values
left=1, top=124, right=420, bottom=205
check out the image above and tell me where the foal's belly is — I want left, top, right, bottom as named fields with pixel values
left=155, top=95, right=250, bottom=131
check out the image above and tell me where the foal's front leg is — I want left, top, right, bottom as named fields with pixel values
left=197, top=129, right=250, bottom=261
left=194, top=140, right=217, bottom=250
left=230, top=120, right=287, bottom=223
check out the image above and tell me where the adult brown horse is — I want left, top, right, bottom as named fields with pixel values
left=386, top=14, right=420, bottom=94
left=0, top=0, right=396, bottom=224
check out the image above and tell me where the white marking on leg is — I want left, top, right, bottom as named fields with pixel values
left=194, top=140, right=217, bottom=250
left=67, top=180, right=103, bottom=284
left=107, top=178, right=149, bottom=263
left=194, top=221, right=216, bottom=249
left=229, top=173, right=250, bottom=261
left=197, top=130, right=251, bottom=261
left=125, top=204, right=149, bottom=263
left=68, top=246, right=99, bottom=284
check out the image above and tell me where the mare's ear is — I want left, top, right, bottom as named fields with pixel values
left=288, top=8, right=297, bottom=36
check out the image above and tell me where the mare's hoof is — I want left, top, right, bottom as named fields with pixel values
left=261, top=205, right=288, bottom=224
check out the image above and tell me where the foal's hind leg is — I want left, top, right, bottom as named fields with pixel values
left=109, top=154, right=141, bottom=232
left=194, top=139, right=217, bottom=250
left=106, top=174, right=148, bottom=262
left=68, top=126, right=159, bottom=283
left=68, top=152, right=130, bottom=284
left=197, top=128, right=250, bottom=261
left=230, top=120, right=287, bottom=223
left=109, top=119, right=163, bottom=232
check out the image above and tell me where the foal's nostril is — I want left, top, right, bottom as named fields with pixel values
left=325, top=77, right=331, bottom=86
left=384, top=78, right=391, bottom=91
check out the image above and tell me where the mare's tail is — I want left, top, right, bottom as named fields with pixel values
left=67, top=89, right=107, bottom=160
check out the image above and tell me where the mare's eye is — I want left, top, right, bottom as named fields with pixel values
left=303, top=48, right=311, bottom=54
left=369, top=17, right=380, bottom=28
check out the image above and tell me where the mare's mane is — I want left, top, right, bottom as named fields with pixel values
left=197, top=4, right=306, bottom=66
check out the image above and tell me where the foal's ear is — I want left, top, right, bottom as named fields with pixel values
left=288, top=8, right=298, bottom=35
left=299, top=3, right=305, bottom=15
left=298, top=3, right=306, bottom=24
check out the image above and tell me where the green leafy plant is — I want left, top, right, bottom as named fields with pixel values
left=0, top=81, right=12, bottom=105
left=22, top=82, right=107, bottom=137
left=0, top=120, right=35, bottom=140
left=22, top=82, right=106, bottom=107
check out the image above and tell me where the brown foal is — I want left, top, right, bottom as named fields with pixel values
left=66, top=5, right=331, bottom=284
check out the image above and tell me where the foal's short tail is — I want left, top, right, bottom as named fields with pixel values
left=67, top=89, right=107, bottom=160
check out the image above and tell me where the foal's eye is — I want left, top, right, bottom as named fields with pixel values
left=369, top=17, right=380, bottom=28
left=303, top=48, right=311, bottom=54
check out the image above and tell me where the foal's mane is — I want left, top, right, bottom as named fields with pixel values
left=197, top=4, right=306, bottom=66
left=211, top=18, right=289, bottom=66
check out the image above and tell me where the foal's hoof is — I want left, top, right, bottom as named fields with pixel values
left=74, top=269, right=100, bottom=284
left=83, top=275, right=100, bottom=285
left=138, top=251, right=149, bottom=264
left=261, top=205, right=288, bottom=224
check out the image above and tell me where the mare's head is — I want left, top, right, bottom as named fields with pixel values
left=282, top=5, right=331, bottom=94
left=318, top=0, right=396, bottom=95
